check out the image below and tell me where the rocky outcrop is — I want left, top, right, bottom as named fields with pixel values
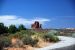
left=31, top=21, right=42, bottom=29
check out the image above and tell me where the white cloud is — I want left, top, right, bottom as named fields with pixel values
left=0, top=15, right=50, bottom=27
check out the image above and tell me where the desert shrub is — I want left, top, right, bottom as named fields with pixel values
left=0, top=41, right=3, bottom=50
left=48, top=30, right=59, bottom=35
left=18, top=30, right=35, bottom=36
left=11, top=31, right=32, bottom=39
left=9, top=30, right=38, bottom=47
left=72, top=33, right=75, bottom=38
left=66, top=33, right=72, bottom=36
left=8, top=33, right=24, bottom=47
left=0, top=37, right=11, bottom=47
left=49, top=36, right=59, bottom=42
left=8, top=30, right=34, bottom=39
left=43, top=31, right=59, bottom=42
left=8, top=34, right=19, bottom=39
left=22, top=36, right=38, bottom=47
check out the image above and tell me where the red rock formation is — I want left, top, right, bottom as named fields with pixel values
left=31, top=21, right=42, bottom=29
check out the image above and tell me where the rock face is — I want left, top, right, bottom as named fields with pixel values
left=31, top=21, right=42, bottom=29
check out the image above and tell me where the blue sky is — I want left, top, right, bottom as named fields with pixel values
left=0, top=0, right=75, bottom=29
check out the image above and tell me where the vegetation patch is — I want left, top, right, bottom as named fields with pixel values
left=0, top=23, right=60, bottom=49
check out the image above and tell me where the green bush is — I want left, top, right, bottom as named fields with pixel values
left=49, top=36, right=59, bottom=42
left=18, top=30, right=35, bottom=36
left=43, top=31, right=59, bottom=42
left=72, top=33, right=75, bottom=38
left=48, top=30, right=59, bottom=35
left=22, top=36, right=38, bottom=47
left=8, top=30, right=35, bottom=39
left=0, top=37, right=11, bottom=47
left=0, top=41, right=3, bottom=50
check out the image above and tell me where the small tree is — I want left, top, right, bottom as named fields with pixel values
left=0, top=23, right=8, bottom=34
left=8, top=25, right=17, bottom=33
left=18, top=24, right=26, bottom=31
left=4, top=26, right=8, bottom=33
left=0, top=23, right=5, bottom=34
